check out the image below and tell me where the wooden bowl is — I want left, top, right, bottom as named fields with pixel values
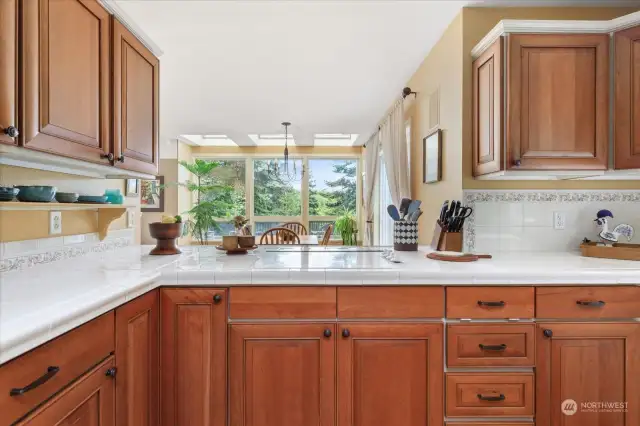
left=149, top=222, right=184, bottom=255
left=238, top=235, right=256, bottom=248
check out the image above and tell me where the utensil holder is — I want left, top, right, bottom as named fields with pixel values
left=430, top=221, right=463, bottom=252
left=394, top=221, right=418, bottom=251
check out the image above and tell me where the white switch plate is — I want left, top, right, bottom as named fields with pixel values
left=127, top=210, right=135, bottom=228
left=554, top=211, right=566, bottom=230
left=50, top=211, right=62, bottom=235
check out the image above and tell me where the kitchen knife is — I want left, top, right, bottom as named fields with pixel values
left=439, top=201, right=449, bottom=224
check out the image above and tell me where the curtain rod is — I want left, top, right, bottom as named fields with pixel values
left=363, top=87, right=416, bottom=148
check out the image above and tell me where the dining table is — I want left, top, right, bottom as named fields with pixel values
left=298, top=235, right=319, bottom=245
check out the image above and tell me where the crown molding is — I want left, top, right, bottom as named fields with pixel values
left=97, top=0, right=163, bottom=57
left=471, top=11, right=640, bottom=58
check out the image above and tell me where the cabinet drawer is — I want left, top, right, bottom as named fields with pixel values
left=536, top=286, right=640, bottom=318
left=446, top=423, right=533, bottom=426
left=0, top=312, right=114, bottom=423
left=229, top=287, right=336, bottom=319
left=445, top=373, right=534, bottom=417
left=447, top=324, right=535, bottom=367
left=338, top=287, right=444, bottom=318
left=447, top=287, right=534, bottom=318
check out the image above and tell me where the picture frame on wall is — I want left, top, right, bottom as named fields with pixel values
left=141, top=176, right=165, bottom=212
left=125, top=179, right=139, bottom=197
left=423, top=128, right=442, bottom=184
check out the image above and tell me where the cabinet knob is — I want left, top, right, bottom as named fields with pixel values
left=213, top=294, right=222, bottom=304
left=514, top=159, right=522, bottom=167
left=101, top=153, right=115, bottom=162
left=105, top=367, right=117, bottom=378
left=543, top=329, right=553, bottom=338
left=342, top=329, right=350, bottom=338
left=116, top=155, right=125, bottom=163
left=3, top=126, right=19, bottom=138
left=323, top=329, right=332, bottom=338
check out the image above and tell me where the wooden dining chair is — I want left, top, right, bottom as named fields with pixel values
left=281, top=222, right=308, bottom=235
left=259, top=227, right=300, bottom=245
left=320, top=224, right=334, bottom=246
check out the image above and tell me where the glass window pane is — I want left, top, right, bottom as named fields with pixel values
left=309, top=220, right=339, bottom=238
left=254, top=221, right=283, bottom=236
left=199, top=159, right=246, bottom=218
left=309, top=159, right=357, bottom=216
left=253, top=159, right=302, bottom=216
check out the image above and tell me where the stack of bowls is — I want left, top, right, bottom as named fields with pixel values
left=0, top=187, right=19, bottom=202
left=15, top=186, right=56, bottom=202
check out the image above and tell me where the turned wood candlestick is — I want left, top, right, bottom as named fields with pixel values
left=149, top=222, right=184, bottom=255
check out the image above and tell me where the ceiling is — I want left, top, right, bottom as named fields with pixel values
left=113, top=0, right=639, bottom=148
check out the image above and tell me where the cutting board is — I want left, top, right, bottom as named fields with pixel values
left=426, top=251, right=492, bottom=262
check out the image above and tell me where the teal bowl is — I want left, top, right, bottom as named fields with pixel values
left=0, top=187, right=19, bottom=202
left=16, top=186, right=57, bottom=202
left=55, top=192, right=79, bottom=203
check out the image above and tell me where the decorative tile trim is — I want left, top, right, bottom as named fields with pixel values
left=0, top=237, right=132, bottom=273
left=463, top=190, right=640, bottom=251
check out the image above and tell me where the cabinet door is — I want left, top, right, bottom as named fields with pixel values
left=21, top=0, right=111, bottom=163
left=113, top=19, right=159, bottom=175
left=614, top=24, right=640, bottom=169
left=473, top=37, right=503, bottom=176
left=115, top=290, right=159, bottom=426
left=230, top=323, right=336, bottom=426
left=337, top=323, right=443, bottom=426
left=0, top=0, right=18, bottom=145
left=16, top=357, right=115, bottom=426
left=507, top=34, right=609, bottom=170
left=536, top=323, right=640, bottom=426
left=160, top=289, right=227, bottom=426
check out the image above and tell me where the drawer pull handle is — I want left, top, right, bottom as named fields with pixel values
left=342, top=329, right=351, bottom=338
left=213, top=294, right=222, bottom=304
left=477, top=393, right=505, bottom=402
left=477, top=300, right=505, bottom=307
left=10, top=366, right=60, bottom=396
left=576, top=300, right=605, bottom=307
left=323, top=329, right=332, bottom=338
left=479, top=343, right=507, bottom=351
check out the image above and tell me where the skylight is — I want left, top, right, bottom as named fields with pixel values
left=248, top=134, right=296, bottom=146
left=313, top=133, right=360, bottom=146
left=181, top=135, right=238, bottom=146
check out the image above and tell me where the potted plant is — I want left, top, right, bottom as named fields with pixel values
left=335, top=210, right=358, bottom=246
left=173, top=159, right=234, bottom=245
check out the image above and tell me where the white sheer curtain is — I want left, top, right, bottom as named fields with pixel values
left=378, top=157, right=394, bottom=246
left=379, top=103, right=411, bottom=207
left=362, top=133, right=381, bottom=246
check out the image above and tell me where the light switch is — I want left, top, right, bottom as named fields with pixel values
left=127, top=210, right=135, bottom=228
left=50, top=211, right=62, bottom=235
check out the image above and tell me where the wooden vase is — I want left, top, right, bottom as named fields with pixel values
left=149, top=222, right=184, bottom=255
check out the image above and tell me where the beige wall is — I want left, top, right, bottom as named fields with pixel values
left=461, top=6, right=640, bottom=190
left=403, top=13, right=464, bottom=244
left=0, top=165, right=141, bottom=242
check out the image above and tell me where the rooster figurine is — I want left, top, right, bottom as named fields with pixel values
left=594, top=209, right=634, bottom=245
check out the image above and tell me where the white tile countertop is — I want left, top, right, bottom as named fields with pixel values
left=1, top=245, right=639, bottom=364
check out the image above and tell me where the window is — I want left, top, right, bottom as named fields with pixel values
left=253, top=159, right=302, bottom=217
left=199, top=159, right=246, bottom=238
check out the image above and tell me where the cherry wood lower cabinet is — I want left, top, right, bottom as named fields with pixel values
left=536, top=322, right=640, bottom=426
left=337, top=323, right=443, bottom=426
left=229, top=323, right=336, bottom=426
left=0, top=0, right=18, bottom=146
left=160, top=288, right=227, bottom=426
left=115, top=290, right=159, bottom=426
left=16, top=356, right=116, bottom=426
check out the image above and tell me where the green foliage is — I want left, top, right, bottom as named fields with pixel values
left=309, top=160, right=357, bottom=216
left=253, top=160, right=302, bottom=216
left=335, top=210, right=357, bottom=245
left=174, top=215, right=182, bottom=223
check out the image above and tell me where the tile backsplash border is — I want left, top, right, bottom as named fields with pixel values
left=0, top=229, right=134, bottom=273
left=463, top=190, right=640, bottom=252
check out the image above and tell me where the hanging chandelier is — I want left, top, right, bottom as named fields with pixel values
left=266, top=122, right=304, bottom=183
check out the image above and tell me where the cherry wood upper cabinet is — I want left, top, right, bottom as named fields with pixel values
left=0, top=0, right=18, bottom=145
left=473, top=37, right=503, bottom=176
left=113, top=19, right=159, bottom=175
left=536, top=323, right=640, bottom=426
left=160, top=288, right=227, bottom=426
left=337, top=323, right=443, bottom=426
left=615, top=24, right=640, bottom=170
left=507, top=34, right=609, bottom=171
left=16, top=357, right=115, bottom=426
left=115, top=290, right=159, bottom=426
left=230, top=323, right=336, bottom=426
left=20, top=0, right=111, bottom=164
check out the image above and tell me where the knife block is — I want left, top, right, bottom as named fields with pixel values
left=430, top=221, right=463, bottom=252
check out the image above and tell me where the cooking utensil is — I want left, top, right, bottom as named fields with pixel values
left=426, top=251, right=492, bottom=262
left=408, top=209, right=422, bottom=222
left=399, top=198, right=411, bottom=219
left=387, top=204, right=401, bottom=221
left=407, top=200, right=421, bottom=216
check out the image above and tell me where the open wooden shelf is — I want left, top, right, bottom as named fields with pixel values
left=0, top=202, right=133, bottom=241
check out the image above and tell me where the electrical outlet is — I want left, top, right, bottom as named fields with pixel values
left=554, top=211, right=566, bottom=230
left=50, top=211, right=62, bottom=235
left=127, top=210, right=135, bottom=228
